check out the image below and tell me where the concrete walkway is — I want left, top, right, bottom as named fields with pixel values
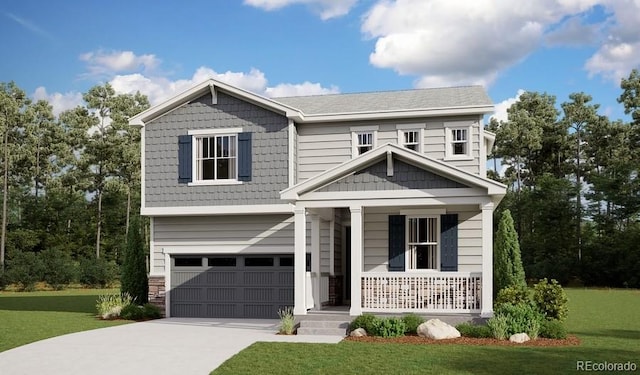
left=0, top=318, right=343, bottom=375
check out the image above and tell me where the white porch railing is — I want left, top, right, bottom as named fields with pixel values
left=361, top=272, right=482, bottom=313
left=306, top=272, right=330, bottom=309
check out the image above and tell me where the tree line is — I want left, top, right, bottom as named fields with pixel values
left=0, top=82, right=148, bottom=288
left=488, top=69, right=640, bottom=288
left=1, top=70, right=639, bottom=290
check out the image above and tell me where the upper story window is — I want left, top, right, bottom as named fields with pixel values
left=195, top=134, right=237, bottom=181
left=178, top=127, right=252, bottom=185
left=407, top=217, right=439, bottom=270
left=402, top=131, right=420, bottom=151
left=445, top=123, right=472, bottom=160
left=351, top=126, right=378, bottom=157
left=396, top=124, right=425, bottom=153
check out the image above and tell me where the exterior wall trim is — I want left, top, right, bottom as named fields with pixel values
left=141, top=204, right=294, bottom=216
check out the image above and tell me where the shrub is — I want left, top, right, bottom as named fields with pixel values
left=487, top=315, right=509, bottom=340
left=371, top=317, right=406, bottom=338
left=456, top=322, right=492, bottom=338
left=40, top=248, right=77, bottom=290
left=5, top=251, right=45, bottom=291
left=120, top=304, right=145, bottom=321
left=96, top=293, right=134, bottom=319
left=79, top=257, right=118, bottom=288
left=121, top=215, right=148, bottom=304
left=494, top=209, right=527, bottom=295
left=533, top=278, right=568, bottom=321
left=540, top=319, right=567, bottom=339
left=0, top=267, right=6, bottom=290
left=495, top=284, right=531, bottom=307
left=142, top=303, right=163, bottom=319
left=402, top=313, right=425, bottom=334
left=493, top=302, right=544, bottom=339
left=277, top=307, right=295, bottom=335
left=350, top=314, right=380, bottom=334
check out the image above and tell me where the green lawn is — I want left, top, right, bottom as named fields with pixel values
left=0, top=288, right=131, bottom=352
left=212, top=289, right=640, bottom=375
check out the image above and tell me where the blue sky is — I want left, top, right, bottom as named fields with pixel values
left=2, top=0, right=639, bottom=121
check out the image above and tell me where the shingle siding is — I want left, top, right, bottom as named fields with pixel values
left=318, top=158, right=466, bottom=192
left=145, top=92, right=289, bottom=207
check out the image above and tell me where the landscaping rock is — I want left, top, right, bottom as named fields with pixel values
left=417, top=319, right=461, bottom=340
left=350, top=328, right=367, bottom=337
left=509, top=333, right=530, bottom=343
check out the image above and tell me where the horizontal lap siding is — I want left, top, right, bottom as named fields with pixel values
left=321, top=221, right=330, bottom=273
left=151, top=215, right=294, bottom=275
left=145, top=92, right=289, bottom=207
left=362, top=206, right=483, bottom=273
left=297, top=117, right=482, bottom=183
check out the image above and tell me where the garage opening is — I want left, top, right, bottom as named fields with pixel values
left=170, top=254, right=294, bottom=319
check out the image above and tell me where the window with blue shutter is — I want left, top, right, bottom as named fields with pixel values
left=440, top=214, right=458, bottom=271
left=238, top=132, right=252, bottom=181
left=177, top=135, right=192, bottom=183
left=388, top=215, right=406, bottom=271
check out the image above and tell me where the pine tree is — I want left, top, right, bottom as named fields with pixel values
left=494, top=209, right=526, bottom=295
left=121, top=214, right=148, bottom=304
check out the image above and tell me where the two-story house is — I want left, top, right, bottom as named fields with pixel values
left=129, top=79, right=506, bottom=320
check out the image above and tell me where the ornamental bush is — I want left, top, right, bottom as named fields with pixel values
left=79, top=257, right=118, bottom=288
left=371, top=317, right=406, bottom=338
left=493, top=302, right=544, bottom=339
left=350, top=314, right=380, bottom=334
left=540, top=319, right=568, bottom=339
left=121, top=215, right=148, bottom=304
left=402, top=313, right=425, bottom=335
left=533, top=278, right=568, bottom=321
left=495, top=284, right=531, bottom=307
left=120, top=303, right=145, bottom=321
left=487, top=315, right=509, bottom=340
left=456, top=322, right=492, bottom=338
left=142, top=303, right=163, bottom=319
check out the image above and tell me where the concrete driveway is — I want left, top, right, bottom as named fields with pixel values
left=0, top=318, right=343, bottom=375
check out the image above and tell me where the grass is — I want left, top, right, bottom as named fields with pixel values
left=0, top=288, right=131, bottom=352
left=212, top=288, right=640, bottom=375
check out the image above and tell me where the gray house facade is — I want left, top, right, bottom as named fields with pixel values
left=130, top=79, right=506, bottom=319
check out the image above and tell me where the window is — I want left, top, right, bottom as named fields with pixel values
left=407, top=217, right=438, bottom=270
left=445, top=123, right=472, bottom=159
left=351, top=126, right=378, bottom=157
left=195, top=134, right=237, bottom=181
left=402, top=130, right=420, bottom=151
left=279, top=256, right=294, bottom=267
left=208, top=257, right=237, bottom=267
left=245, top=257, right=274, bottom=267
left=451, top=128, right=467, bottom=155
left=175, top=257, right=203, bottom=267
left=356, top=132, right=374, bottom=154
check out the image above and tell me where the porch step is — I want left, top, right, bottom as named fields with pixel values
left=296, top=318, right=350, bottom=336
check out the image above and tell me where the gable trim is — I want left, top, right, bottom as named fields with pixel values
left=280, top=143, right=506, bottom=201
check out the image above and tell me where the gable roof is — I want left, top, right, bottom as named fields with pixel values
left=275, top=86, right=493, bottom=116
left=129, top=79, right=495, bottom=126
left=280, top=143, right=506, bottom=201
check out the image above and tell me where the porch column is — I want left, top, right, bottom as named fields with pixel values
left=310, top=214, right=321, bottom=310
left=294, top=207, right=307, bottom=315
left=329, top=213, right=335, bottom=277
left=350, top=206, right=363, bottom=316
left=480, top=202, right=495, bottom=318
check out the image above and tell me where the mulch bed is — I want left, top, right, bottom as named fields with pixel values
left=345, top=335, right=581, bottom=347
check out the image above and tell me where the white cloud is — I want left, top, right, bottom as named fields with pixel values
left=244, top=0, right=358, bottom=20
left=80, top=50, right=160, bottom=78
left=490, top=89, right=525, bottom=123
left=544, top=16, right=601, bottom=46
left=583, top=0, right=640, bottom=83
left=266, top=81, right=340, bottom=97
left=32, top=87, right=83, bottom=116
left=359, top=0, right=622, bottom=88
left=109, top=66, right=339, bottom=105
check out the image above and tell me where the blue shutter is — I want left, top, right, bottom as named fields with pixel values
left=440, top=214, right=458, bottom=271
left=178, top=135, right=192, bottom=184
left=388, top=215, right=406, bottom=271
left=238, top=132, right=252, bottom=181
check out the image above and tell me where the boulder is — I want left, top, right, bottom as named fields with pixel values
left=417, top=319, right=461, bottom=340
left=509, top=333, right=530, bottom=343
left=350, top=328, right=367, bottom=337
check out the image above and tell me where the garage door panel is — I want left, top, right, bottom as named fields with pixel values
left=171, top=255, right=294, bottom=319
